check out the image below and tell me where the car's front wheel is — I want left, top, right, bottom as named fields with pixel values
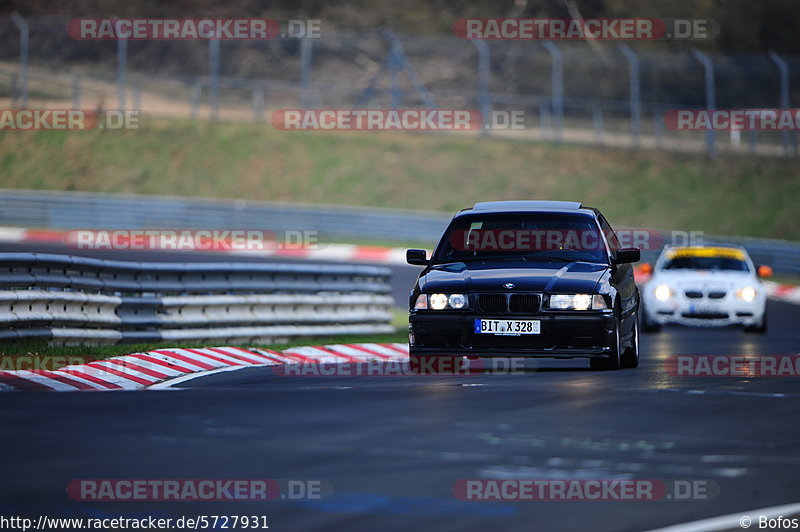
left=744, top=309, right=767, bottom=334
left=590, top=319, right=621, bottom=371
left=621, top=318, right=639, bottom=368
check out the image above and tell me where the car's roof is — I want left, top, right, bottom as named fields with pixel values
left=458, top=200, right=590, bottom=215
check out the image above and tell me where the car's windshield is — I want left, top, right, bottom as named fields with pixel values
left=661, top=248, right=751, bottom=272
left=432, top=213, right=609, bottom=264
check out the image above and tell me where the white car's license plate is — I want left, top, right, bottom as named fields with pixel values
left=474, top=319, right=540, bottom=335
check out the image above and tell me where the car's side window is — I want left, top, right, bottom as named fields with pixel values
left=598, top=215, right=621, bottom=255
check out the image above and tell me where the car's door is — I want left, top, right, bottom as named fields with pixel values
left=598, top=213, right=639, bottom=322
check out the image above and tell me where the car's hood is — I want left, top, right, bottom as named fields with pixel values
left=647, top=270, right=759, bottom=290
left=419, top=261, right=608, bottom=293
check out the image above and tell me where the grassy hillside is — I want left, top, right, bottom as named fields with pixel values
left=0, top=119, right=798, bottom=240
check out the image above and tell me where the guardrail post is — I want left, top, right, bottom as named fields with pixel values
left=769, top=51, right=793, bottom=157
left=691, top=49, right=716, bottom=158
left=115, top=21, right=128, bottom=111
left=542, top=41, right=563, bottom=143
left=209, top=38, right=220, bottom=120
left=10, top=13, right=29, bottom=109
left=471, top=39, right=491, bottom=136
left=618, top=43, right=641, bottom=148
left=300, top=37, right=313, bottom=108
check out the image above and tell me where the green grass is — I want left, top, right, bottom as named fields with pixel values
left=0, top=118, right=798, bottom=240
left=0, top=331, right=409, bottom=364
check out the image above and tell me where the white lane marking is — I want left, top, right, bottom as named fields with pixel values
left=150, top=363, right=273, bottom=389
left=644, top=501, right=800, bottom=532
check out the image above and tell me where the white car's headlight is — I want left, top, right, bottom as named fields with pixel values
left=736, top=286, right=756, bottom=302
left=654, top=284, right=672, bottom=302
left=417, top=293, right=468, bottom=310
left=547, top=294, right=607, bottom=310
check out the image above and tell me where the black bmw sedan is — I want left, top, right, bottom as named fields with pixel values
left=406, top=200, right=640, bottom=371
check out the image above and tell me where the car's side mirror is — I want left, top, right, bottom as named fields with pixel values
left=757, top=265, right=773, bottom=278
left=615, top=247, right=641, bottom=264
left=639, top=262, right=653, bottom=274
left=406, top=249, right=429, bottom=266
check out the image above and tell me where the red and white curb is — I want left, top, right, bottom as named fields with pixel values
left=0, top=343, right=409, bottom=392
left=0, top=227, right=414, bottom=265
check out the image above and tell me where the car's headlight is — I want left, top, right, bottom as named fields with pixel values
left=448, top=293, right=467, bottom=309
left=429, top=293, right=448, bottom=310
left=547, top=294, right=607, bottom=310
left=736, top=286, right=756, bottom=302
left=654, top=284, right=672, bottom=301
left=416, top=293, right=468, bottom=310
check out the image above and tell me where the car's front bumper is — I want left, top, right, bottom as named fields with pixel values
left=642, top=293, right=766, bottom=328
left=409, top=311, right=616, bottom=359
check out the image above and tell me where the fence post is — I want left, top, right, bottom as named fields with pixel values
left=471, top=39, right=491, bottom=136
left=592, top=105, right=604, bottom=145
left=542, top=41, right=563, bottom=143
left=10, top=73, right=18, bottom=108
left=72, top=75, right=81, bottom=108
left=10, top=13, right=29, bottom=109
left=388, top=44, right=401, bottom=110
left=618, top=43, right=641, bottom=148
left=691, top=49, right=716, bottom=158
left=116, top=20, right=127, bottom=111
left=132, top=80, right=141, bottom=111
left=301, top=38, right=313, bottom=108
left=191, top=82, right=201, bottom=119
left=252, top=86, right=264, bottom=122
left=768, top=51, right=792, bottom=157
left=209, top=38, right=220, bottom=120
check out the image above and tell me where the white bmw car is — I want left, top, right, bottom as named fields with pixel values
left=641, top=245, right=770, bottom=333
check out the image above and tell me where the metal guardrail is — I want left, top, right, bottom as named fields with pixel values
left=1, top=190, right=799, bottom=275
left=0, top=189, right=451, bottom=243
left=0, top=253, right=394, bottom=344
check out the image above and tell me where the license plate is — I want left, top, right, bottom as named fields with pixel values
left=474, top=319, right=540, bottom=336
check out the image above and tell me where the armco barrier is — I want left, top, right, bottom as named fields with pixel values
left=0, top=253, right=394, bottom=344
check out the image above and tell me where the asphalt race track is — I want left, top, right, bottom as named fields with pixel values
left=1, top=243, right=799, bottom=531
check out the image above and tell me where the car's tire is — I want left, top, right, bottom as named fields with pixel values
left=641, top=304, right=661, bottom=333
left=621, top=317, right=639, bottom=369
left=591, top=318, right=621, bottom=371
left=744, top=309, right=767, bottom=334
left=409, top=355, right=464, bottom=374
